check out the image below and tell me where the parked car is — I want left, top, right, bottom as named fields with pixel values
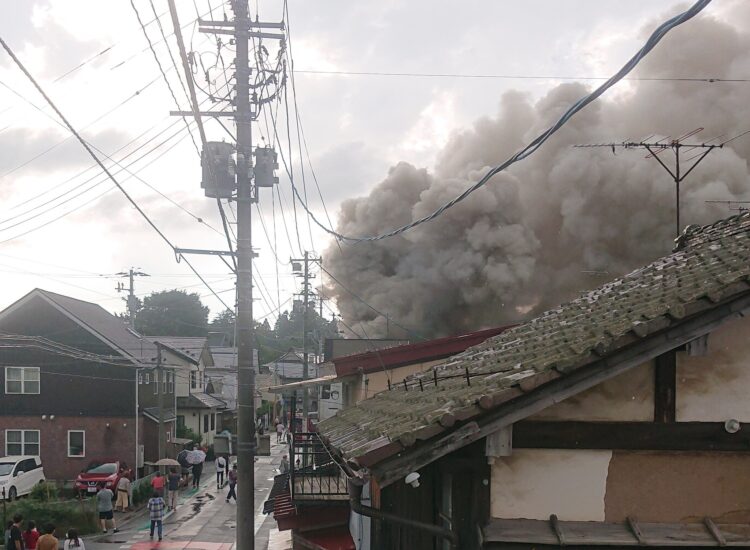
left=0, top=456, right=45, bottom=500
left=74, top=459, right=121, bottom=496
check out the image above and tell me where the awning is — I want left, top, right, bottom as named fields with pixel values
left=266, top=374, right=339, bottom=394
left=483, top=518, right=750, bottom=547
left=142, top=408, right=177, bottom=423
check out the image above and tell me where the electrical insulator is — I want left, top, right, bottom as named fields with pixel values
left=201, top=141, right=236, bottom=198
left=253, top=146, right=279, bottom=187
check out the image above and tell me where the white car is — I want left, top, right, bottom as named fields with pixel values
left=0, top=456, right=46, bottom=500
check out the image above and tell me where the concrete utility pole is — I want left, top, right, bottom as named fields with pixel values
left=116, top=268, right=149, bottom=329
left=199, top=6, right=284, bottom=550
left=291, top=252, right=322, bottom=430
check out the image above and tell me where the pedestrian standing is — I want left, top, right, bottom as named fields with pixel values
left=151, top=471, right=165, bottom=498
left=215, top=455, right=226, bottom=488
left=63, top=529, right=85, bottom=550
left=96, top=487, right=118, bottom=534
left=275, top=422, right=283, bottom=443
left=279, top=455, right=289, bottom=474
left=9, top=515, right=24, bottom=550
left=226, top=464, right=237, bottom=502
left=167, top=468, right=181, bottom=511
left=22, top=521, right=39, bottom=550
left=147, top=491, right=166, bottom=541
left=35, top=525, right=57, bottom=550
left=191, top=462, right=203, bottom=488
left=115, top=475, right=131, bottom=512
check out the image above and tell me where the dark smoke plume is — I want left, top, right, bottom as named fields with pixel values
left=325, top=5, right=750, bottom=338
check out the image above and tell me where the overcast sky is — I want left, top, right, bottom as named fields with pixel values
left=0, top=0, right=728, bottom=326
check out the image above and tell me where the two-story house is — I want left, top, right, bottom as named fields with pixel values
left=270, top=212, right=750, bottom=548
left=0, top=289, right=176, bottom=481
left=151, top=337, right=226, bottom=447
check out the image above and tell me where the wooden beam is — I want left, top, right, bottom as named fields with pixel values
left=626, top=517, right=646, bottom=545
left=550, top=514, right=566, bottom=546
left=704, top=517, right=727, bottom=546
left=654, top=351, right=676, bottom=422
left=512, top=421, right=750, bottom=451
left=485, top=425, right=512, bottom=463
left=372, top=293, right=750, bottom=487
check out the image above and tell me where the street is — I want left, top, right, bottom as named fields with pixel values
left=85, top=443, right=284, bottom=550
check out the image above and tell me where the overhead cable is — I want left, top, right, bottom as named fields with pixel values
left=286, top=0, right=714, bottom=243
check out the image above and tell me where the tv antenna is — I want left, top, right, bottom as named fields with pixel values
left=575, top=128, right=750, bottom=238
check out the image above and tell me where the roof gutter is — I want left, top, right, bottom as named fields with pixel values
left=347, top=478, right=458, bottom=549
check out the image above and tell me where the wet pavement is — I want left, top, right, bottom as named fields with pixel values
left=86, top=443, right=286, bottom=550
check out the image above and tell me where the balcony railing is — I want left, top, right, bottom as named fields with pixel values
left=290, top=432, right=349, bottom=501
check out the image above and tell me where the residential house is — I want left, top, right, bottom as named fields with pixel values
left=268, top=212, right=750, bottom=548
left=0, top=289, right=175, bottom=481
left=152, top=337, right=226, bottom=447
left=206, top=346, right=264, bottom=433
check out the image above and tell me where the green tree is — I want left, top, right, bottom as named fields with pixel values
left=135, top=290, right=209, bottom=336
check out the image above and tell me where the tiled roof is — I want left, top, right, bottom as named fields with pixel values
left=318, top=212, right=750, bottom=465
left=177, top=392, right=226, bottom=409
left=143, top=407, right=177, bottom=423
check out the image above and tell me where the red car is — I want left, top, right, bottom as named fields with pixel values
left=74, top=460, right=122, bottom=496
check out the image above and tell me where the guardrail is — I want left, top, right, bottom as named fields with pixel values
left=290, top=432, right=348, bottom=501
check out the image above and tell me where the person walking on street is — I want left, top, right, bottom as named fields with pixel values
left=167, top=468, right=181, bottom=510
left=115, top=475, right=130, bottom=512
left=36, top=525, right=57, bottom=550
left=63, top=529, right=84, bottom=550
left=276, top=422, right=283, bottom=443
left=279, top=455, right=289, bottom=474
left=22, top=521, right=39, bottom=550
left=226, top=464, right=237, bottom=502
left=147, top=491, right=166, bottom=541
left=96, top=487, right=118, bottom=534
left=191, top=462, right=203, bottom=489
left=9, top=515, right=24, bottom=550
left=151, top=471, right=165, bottom=497
left=215, top=455, right=226, bottom=488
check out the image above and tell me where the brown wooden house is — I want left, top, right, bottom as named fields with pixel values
left=283, top=212, right=750, bottom=549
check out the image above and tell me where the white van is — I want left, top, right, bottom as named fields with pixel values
left=0, top=456, right=46, bottom=500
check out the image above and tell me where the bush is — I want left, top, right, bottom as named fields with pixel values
left=176, top=425, right=202, bottom=445
left=29, top=482, right=59, bottom=502
left=4, top=498, right=97, bottom=536
left=131, top=479, right=153, bottom=506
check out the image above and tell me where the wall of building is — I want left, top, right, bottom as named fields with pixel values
left=0, top=416, right=136, bottom=481
left=491, top=449, right=611, bottom=521
left=530, top=361, right=655, bottom=421
left=349, top=359, right=444, bottom=404
left=180, top=408, right=219, bottom=446
left=677, top=315, right=750, bottom=422
left=142, top=418, right=177, bottom=463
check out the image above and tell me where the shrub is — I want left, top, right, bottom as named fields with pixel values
left=131, top=479, right=154, bottom=506
left=4, top=498, right=97, bottom=536
left=29, top=482, right=59, bottom=502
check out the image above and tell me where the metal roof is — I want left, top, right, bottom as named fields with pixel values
left=177, top=392, right=226, bottom=409
left=150, top=337, right=209, bottom=365
left=318, top=212, right=750, bottom=475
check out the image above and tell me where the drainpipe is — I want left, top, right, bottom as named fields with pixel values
left=348, top=478, right=458, bottom=549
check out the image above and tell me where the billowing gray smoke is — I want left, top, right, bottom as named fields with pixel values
left=325, top=5, right=750, bottom=338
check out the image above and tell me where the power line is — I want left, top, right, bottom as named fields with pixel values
left=293, top=70, right=749, bottom=83
left=0, top=35, right=232, bottom=313
left=284, top=0, right=714, bottom=243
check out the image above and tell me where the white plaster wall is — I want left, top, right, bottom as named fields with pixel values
left=491, top=449, right=612, bottom=521
left=677, top=315, right=750, bottom=422
left=530, top=361, right=654, bottom=421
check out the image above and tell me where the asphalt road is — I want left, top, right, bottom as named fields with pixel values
left=84, top=444, right=285, bottom=550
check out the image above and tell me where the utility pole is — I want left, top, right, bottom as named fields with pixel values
left=156, top=342, right=165, bottom=461
left=574, top=128, right=732, bottom=238
left=291, top=252, right=321, bottom=430
left=116, top=268, right=149, bottom=329
left=197, top=7, right=284, bottom=550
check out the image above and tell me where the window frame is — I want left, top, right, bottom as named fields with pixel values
left=67, top=430, right=85, bottom=458
left=210, top=413, right=215, bottom=431
left=190, top=370, right=197, bottom=389
left=203, top=414, right=209, bottom=433
left=4, top=367, right=40, bottom=395
left=5, top=429, right=40, bottom=456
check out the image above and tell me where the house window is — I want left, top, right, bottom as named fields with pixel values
left=177, top=415, right=185, bottom=429
left=210, top=413, right=215, bottom=431
left=166, top=430, right=171, bottom=442
left=68, top=431, right=85, bottom=457
left=167, top=371, right=174, bottom=393
left=203, top=414, right=209, bottom=433
left=144, top=372, right=150, bottom=385
left=190, top=371, right=197, bottom=389
left=321, top=384, right=331, bottom=400
left=5, top=430, right=40, bottom=456
left=138, top=372, right=143, bottom=384
left=154, top=371, right=159, bottom=395
left=5, top=367, right=40, bottom=394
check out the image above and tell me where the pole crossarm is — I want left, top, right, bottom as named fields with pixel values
left=174, top=247, right=241, bottom=257
left=199, top=28, right=285, bottom=40
left=198, top=19, right=285, bottom=30
left=169, top=110, right=236, bottom=117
